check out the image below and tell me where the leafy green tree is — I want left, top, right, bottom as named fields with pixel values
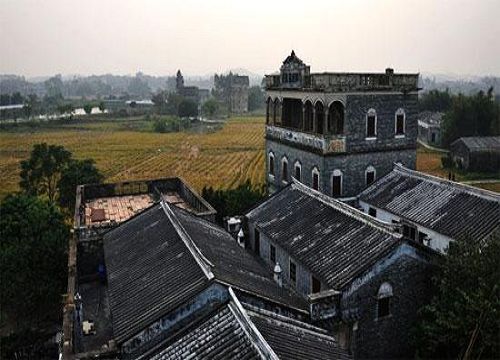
left=414, top=233, right=500, bottom=359
left=58, top=159, right=103, bottom=211
left=178, top=99, right=198, bottom=118
left=419, top=89, right=453, bottom=112
left=0, top=194, right=69, bottom=328
left=151, top=91, right=167, bottom=114
left=83, top=103, right=93, bottom=114
left=98, top=101, right=106, bottom=112
left=202, top=98, right=219, bottom=118
left=20, top=143, right=72, bottom=202
left=248, top=85, right=265, bottom=112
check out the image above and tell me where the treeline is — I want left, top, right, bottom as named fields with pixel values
left=420, top=88, right=500, bottom=147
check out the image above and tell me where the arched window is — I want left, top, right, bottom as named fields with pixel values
left=273, top=99, right=281, bottom=124
left=377, top=282, right=393, bottom=318
left=294, top=161, right=302, bottom=181
left=312, top=167, right=320, bottom=191
left=328, top=101, right=344, bottom=135
left=331, top=169, right=342, bottom=197
left=304, top=100, right=314, bottom=132
left=395, top=108, right=405, bottom=136
left=281, top=157, right=288, bottom=183
left=365, top=165, right=376, bottom=186
left=268, top=152, right=275, bottom=177
left=315, top=101, right=325, bottom=134
left=366, top=108, right=377, bottom=138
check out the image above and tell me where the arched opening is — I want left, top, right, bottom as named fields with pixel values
left=328, top=101, right=344, bottom=135
left=365, top=165, right=376, bottom=186
left=377, top=282, right=393, bottom=318
left=273, top=99, right=281, bottom=124
left=294, top=161, right=302, bottom=181
left=315, top=101, right=324, bottom=134
left=312, top=167, right=320, bottom=190
left=268, top=152, right=275, bottom=176
left=282, top=98, right=303, bottom=129
left=366, top=108, right=377, bottom=138
left=304, top=100, right=313, bottom=132
left=395, top=108, right=405, bottom=136
left=281, top=157, right=288, bottom=183
left=331, top=169, right=342, bottom=197
left=266, top=98, right=272, bottom=124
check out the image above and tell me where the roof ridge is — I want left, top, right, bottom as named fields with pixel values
left=160, top=201, right=215, bottom=280
left=228, top=288, right=280, bottom=360
left=291, top=178, right=402, bottom=237
left=393, top=164, right=500, bottom=202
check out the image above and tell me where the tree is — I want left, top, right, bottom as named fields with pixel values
left=178, top=99, right=198, bottom=118
left=201, top=98, right=219, bottom=118
left=419, top=89, right=453, bottom=112
left=151, top=91, right=167, bottom=114
left=98, top=101, right=106, bottom=112
left=0, top=194, right=69, bottom=329
left=248, top=85, right=265, bottom=112
left=83, top=103, right=93, bottom=114
left=414, top=233, right=500, bottom=359
left=58, top=159, right=103, bottom=211
left=20, top=143, right=72, bottom=202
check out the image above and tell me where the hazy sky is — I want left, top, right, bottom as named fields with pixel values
left=1, top=0, right=499, bottom=77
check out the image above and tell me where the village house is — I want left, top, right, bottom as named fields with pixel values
left=246, top=179, right=439, bottom=359
left=417, top=111, right=443, bottom=147
left=264, top=51, right=419, bottom=199
left=358, top=163, right=500, bottom=253
left=449, top=136, right=500, bottom=173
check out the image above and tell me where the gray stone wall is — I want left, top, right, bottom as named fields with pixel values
left=341, top=246, right=435, bottom=359
left=266, top=139, right=416, bottom=197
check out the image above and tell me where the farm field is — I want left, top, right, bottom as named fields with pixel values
left=0, top=116, right=498, bottom=200
left=0, top=116, right=266, bottom=199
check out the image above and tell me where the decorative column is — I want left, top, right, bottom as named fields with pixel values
left=301, top=102, right=306, bottom=131
left=324, top=108, right=329, bottom=135
left=312, top=107, right=317, bottom=133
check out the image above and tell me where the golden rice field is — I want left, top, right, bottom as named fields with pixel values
left=0, top=116, right=266, bottom=199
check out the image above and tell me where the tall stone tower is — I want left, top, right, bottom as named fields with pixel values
left=176, top=69, right=184, bottom=91
left=264, top=51, right=420, bottom=198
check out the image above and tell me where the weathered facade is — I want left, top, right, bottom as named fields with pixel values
left=265, top=51, right=419, bottom=198
left=418, top=111, right=443, bottom=146
left=246, top=180, right=438, bottom=358
left=450, top=136, right=500, bottom=172
left=213, top=72, right=249, bottom=113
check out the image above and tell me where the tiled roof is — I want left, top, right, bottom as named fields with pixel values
left=172, top=206, right=309, bottom=312
left=451, top=136, right=500, bottom=151
left=148, top=304, right=263, bottom=360
left=249, top=308, right=352, bottom=360
left=246, top=180, right=401, bottom=290
left=358, top=164, right=500, bottom=241
left=103, top=204, right=212, bottom=344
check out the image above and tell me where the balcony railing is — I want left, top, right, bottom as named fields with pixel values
left=266, top=125, right=346, bottom=154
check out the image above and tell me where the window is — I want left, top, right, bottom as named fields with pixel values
left=403, top=224, right=417, bottom=241
left=377, top=282, right=393, bottom=318
left=268, top=153, right=275, bottom=176
left=312, top=168, right=320, bottom=190
left=254, top=228, right=260, bottom=256
left=289, top=260, right=297, bottom=285
left=312, top=276, right=321, bottom=293
left=418, top=231, right=428, bottom=244
left=332, top=170, right=342, bottom=197
left=294, top=162, right=301, bottom=181
left=281, top=157, right=288, bottom=183
left=365, top=166, right=376, bottom=186
left=270, top=244, right=276, bottom=263
left=395, top=108, right=405, bottom=136
left=368, top=207, right=377, bottom=217
left=366, top=109, right=377, bottom=138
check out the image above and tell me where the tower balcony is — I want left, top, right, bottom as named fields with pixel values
left=266, top=125, right=346, bottom=154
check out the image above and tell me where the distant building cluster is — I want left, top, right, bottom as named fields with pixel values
left=61, top=52, right=500, bottom=360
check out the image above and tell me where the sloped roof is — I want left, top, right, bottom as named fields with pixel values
left=103, top=204, right=212, bottom=343
left=358, top=164, right=500, bottom=241
left=246, top=180, right=402, bottom=290
left=249, top=308, right=352, bottom=360
left=282, top=50, right=305, bottom=66
left=452, top=136, right=500, bottom=152
left=172, top=206, right=308, bottom=312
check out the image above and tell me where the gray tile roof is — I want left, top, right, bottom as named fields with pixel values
left=358, top=164, right=500, bottom=242
left=246, top=180, right=402, bottom=290
left=103, top=204, right=212, bottom=344
left=249, top=308, right=352, bottom=360
left=451, top=136, right=500, bottom=151
left=172, top=206, right=309, bottom=312
left=148, top=303, right=263, bottom=360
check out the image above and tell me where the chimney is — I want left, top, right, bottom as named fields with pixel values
left=273, top=262, right=282, bottom=287
left=237, top=228, right=245, bottom=248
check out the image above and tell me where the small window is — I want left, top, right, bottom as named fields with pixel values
left=418, top=231, right=427, bottom=244
left=312, top=168, right=320, bottom=190
left=270, top=244, right=276, bottom=263
left=403, top=224, right=417, bottom=241
left=395, top=109, right=405, bottom=135
left=281, top=158, right=288, bottom=182
left=365, top=166, right=376, bottom=186
left=294, top=162, right=301, bottom=181
left=366, top=109, right=377, bottom=138
left=332, top=170, right=342, bottom=197
left=289, top=260, right=297, bottom=285
left=254, top=228, right=260, bottom=256
left=377, top=282, right=393, bottom=318
left=269, top=153, right=275, bottom=176
left=368, top=207, right=377, bottom=217
left=312, top=276, right=321, bottom=293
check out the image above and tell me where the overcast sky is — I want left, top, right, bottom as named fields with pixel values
left=1, top=0, right=499, bottom=78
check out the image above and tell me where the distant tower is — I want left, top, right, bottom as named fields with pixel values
left=264, top=51, right=420, bottom=198
left=176, top=70, right=184, bottom=91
